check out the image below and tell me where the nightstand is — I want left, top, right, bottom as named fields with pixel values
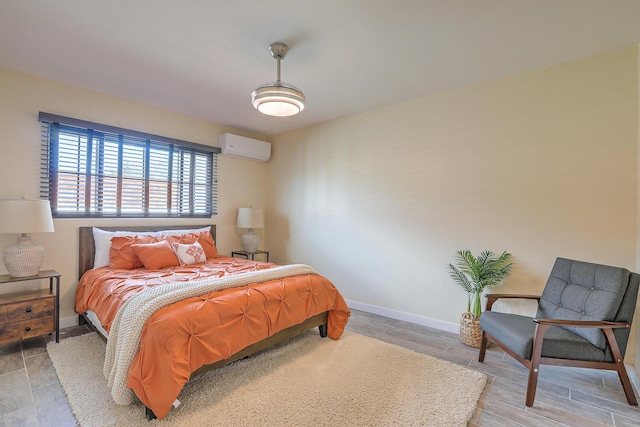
left=231, top=250, right=270, bottom=262
left=0, top=270, right=60, bottom=345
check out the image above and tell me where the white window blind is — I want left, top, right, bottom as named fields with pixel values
left=39, top=112, right=219, bottom=218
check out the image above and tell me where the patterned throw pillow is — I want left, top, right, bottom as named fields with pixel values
left=161, top=231, right=218, bottom=259
left=173, top=241, right=206, bottom=266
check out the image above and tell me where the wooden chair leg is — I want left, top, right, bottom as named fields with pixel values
left=478, top=331, right=488, bottom=362
left=616, top=363, right=638, bottom=406
left=603, top=329, right=638, bottom=406
left=525, top=363, right=540, bottom=406
left=526, top=324, right=549, bottom=407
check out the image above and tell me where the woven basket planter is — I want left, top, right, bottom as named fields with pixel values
left=459, top=311, right=483, bottom=348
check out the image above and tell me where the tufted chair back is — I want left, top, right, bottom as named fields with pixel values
left=536, top=258, right=631, bottom=350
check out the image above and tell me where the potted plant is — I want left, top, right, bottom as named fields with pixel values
left=447, top=249, right=513, bottom=347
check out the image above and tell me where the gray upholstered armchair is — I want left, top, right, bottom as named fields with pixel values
left=478, top=257, right=639, bottom=407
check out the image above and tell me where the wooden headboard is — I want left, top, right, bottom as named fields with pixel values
left=78, top=225, right=216, bottom=278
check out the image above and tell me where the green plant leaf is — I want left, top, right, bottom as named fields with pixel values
left=448, top=263, right=474, bottom=293
left=447, top=249, right=513, bottom=316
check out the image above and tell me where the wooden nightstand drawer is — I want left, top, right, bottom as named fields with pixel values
left=0, top=296, right=55, bottom=323
left=0, top=271, right=61, bottom=345
left=0, top=316, right=54, bottom=344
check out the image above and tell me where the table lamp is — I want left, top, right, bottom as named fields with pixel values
left=0, top=198, right=55, bottom=277
left=236, top=207, right=264, bottom=253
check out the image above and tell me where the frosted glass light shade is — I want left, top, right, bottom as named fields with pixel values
left=251, top=82, right=305, bottom=117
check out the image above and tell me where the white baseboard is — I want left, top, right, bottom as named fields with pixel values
left=345, top=299, right=459, bottom=334
left=63, top=305, right=461, bottom=335
left=60, top=315, right=79, bottom=329
left=65, top=303, right=460, bottom=335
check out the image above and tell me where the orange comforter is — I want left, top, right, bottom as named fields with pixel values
left=75, top=256, right=350, bottom=419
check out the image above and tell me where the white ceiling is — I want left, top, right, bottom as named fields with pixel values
left=2, top=0, right=640, bottom=136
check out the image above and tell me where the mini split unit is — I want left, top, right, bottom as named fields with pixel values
left=218, top=133, right=271, bottom=162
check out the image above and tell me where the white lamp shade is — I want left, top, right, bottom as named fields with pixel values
left=236, top=207, right=264, bottom=229
left=0, top=199, right=54, bottom=277
left=0, top=199, right=55, bottom=234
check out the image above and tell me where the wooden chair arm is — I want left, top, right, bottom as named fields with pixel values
left=484, top=293, right=541, bottom=312
left=533, top=318, right=630, bottom=329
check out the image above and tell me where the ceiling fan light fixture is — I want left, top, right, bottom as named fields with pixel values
left=251, top=81, right=305, bottom=117
left=251, top=42, right=305, bottom=117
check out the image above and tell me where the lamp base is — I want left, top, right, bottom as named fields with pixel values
left=3, top=234, right=44, bottom=277
left=241, top=228, right=260, bottom=253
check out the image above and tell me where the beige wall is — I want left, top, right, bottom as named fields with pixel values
left=0, top=67, right=269, bottom=323
left=267, top=47, right=639, bottom=361
left=1, top=46, right=639, bottom=374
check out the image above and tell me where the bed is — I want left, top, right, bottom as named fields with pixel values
left=74, top=225, right=350, bottom=420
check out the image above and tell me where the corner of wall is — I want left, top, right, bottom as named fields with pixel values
left=633, top=41, right=640, bottom=376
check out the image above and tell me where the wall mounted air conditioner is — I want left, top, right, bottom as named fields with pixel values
left=218, top=133, right=271, bottom=162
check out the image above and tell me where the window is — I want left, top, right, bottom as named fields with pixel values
left=39, top=112, right=219, bottom=218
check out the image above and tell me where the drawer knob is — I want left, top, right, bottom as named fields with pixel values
left=25, top=326, right=31, bottom=332
left=25, top=307, right=32, bottom=313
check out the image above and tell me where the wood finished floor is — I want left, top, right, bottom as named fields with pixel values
left=1, top=309, right=639, bottom=426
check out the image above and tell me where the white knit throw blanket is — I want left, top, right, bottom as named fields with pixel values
left=104, top=264, right=318, bottom=405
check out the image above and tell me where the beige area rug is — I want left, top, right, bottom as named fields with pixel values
left=47, top=330, right=486, bottom=426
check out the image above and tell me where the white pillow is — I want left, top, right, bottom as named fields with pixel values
left=91, top=226, right=211, bottom=269
left=92, top=228, right=144, bottom=269
left=155, top=226, right=210, bottom=238
left=173, top=241, right=207, bottom=266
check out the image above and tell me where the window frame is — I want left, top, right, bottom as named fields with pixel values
left=39, top=112, right=220, bottom=219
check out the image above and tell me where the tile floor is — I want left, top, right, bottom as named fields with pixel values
left=0, top=324, right=89, bottom=427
